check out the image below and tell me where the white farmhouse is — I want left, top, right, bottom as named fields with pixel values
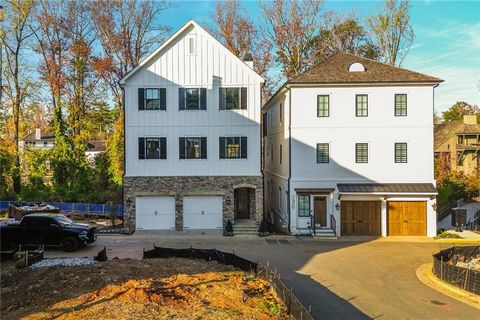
left=263, top=53, right=443, bottom=237
left=121, top=20, right=264, bottom=231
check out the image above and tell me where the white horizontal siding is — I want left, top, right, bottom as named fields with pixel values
left=124, top=23, right=262, bottom=177
left=289, top=85, right=435, bottom=183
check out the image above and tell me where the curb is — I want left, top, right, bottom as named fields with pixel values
left=416, top=263, right=480, bottom=310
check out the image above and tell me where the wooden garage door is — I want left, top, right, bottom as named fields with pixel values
left=388, top=202, right=426, bottom=236
left=341, top=201, right=381, bottom=235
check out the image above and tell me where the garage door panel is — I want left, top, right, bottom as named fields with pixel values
left=136, top=196, right=175, bottom=230
left=183, top=196, right=223, bottom=229
left=388, top=201, right=426, bottom=236
left=341, top=201, right=381, bottom=235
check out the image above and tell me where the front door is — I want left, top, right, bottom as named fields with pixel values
left=235, top=188, right=250, bottom=219
left=314, top=197, right=327, bottom=226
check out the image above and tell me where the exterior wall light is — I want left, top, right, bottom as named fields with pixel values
left=335, top=203, right=340, bottom=211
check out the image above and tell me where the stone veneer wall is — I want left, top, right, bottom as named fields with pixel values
left=123, top=176, right=263, bottom=230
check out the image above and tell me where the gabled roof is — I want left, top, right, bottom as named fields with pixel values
left=21, top=131, right=54, bottom=142
left=120, top=19, right=263, bottom=84
left=289, top=52, right=443, bottom=84
left=434, top=120, right=480, bottom=149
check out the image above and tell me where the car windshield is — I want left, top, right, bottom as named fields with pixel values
left=54, top=216, right=73, bottom=225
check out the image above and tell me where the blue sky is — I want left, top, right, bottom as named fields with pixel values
left=160, top=0, right=479, bottom=112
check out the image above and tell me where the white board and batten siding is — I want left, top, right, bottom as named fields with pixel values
left=123, top=21, right=263, bottom=178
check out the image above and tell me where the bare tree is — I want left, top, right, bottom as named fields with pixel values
left=366, top=0, right=415, bottom=66
left=259, top=0, right=332, bottom=79
left=1, top=0, right=35, bottom=193
left=90, top=0, right=171, bottom=109
left=213, top=0, right=274, bottom=99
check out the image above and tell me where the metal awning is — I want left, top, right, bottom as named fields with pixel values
left=337, top=183, right=437, bottom=195
left=294, top=188, right=335, bottom=195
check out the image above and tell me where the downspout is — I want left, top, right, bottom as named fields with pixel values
left=287, top=86, right=292, bottom=234
left=120, top=83, right=126, bottom=227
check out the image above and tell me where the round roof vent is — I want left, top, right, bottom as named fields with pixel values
left=349, top=62, right=366, bottom=72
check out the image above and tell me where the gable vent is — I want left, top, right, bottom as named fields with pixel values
left=349, top=62, right=366, bottom=72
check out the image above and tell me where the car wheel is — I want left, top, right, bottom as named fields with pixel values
left=62, top=237, right=79, bottom=252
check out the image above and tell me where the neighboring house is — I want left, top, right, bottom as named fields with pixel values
left=434, top=115, right=480, bottom=176
left=19, top=129, right=106, bottom=161
left=86, top=140, right=106, bottom=162
left=19, top=128, right=55, bottom=150
left=121, top=20, right=264, bottom=231
left=263, top=52, right=442, bottom=237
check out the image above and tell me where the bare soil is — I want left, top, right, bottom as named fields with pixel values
left=1, top=258, right=289, bottom=319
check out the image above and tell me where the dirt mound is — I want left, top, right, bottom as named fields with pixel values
left=1, top=258, right=289, bottom=319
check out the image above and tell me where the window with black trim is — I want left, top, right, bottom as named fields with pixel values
left=356, top=94, right=368, bottom=117
left=219, top=87, right=247, bottom=110
left=317, top=95, right=329, bottom=117
left=316, top=143, right=329, bottom=163
left=219, top=137, right=247, bottom=159
left=395, top=143, right=407, bottom=163
left=179, top=88, right=206, bottom=110
left=279, top=103, right=283, bottom=123
left=395, top=94, right=407, bottom=116
left=280, top=144, right=282, bottom=164
left=179, top=137, right=207, bottom=159
left=138, top=137, right=167, bottom=159
left=138, top=88, right=166, bottom=110
left=298, top=195, right=311, bottom=217
left=356, top=143, right=368, bottom=163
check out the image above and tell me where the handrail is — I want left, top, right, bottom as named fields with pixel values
left=310, top=214, right=316, bottom=236
left=437, top=200, right=457, bottom=222
left=330, top=215, right=337, bottom=237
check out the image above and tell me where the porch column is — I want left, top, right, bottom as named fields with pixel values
left=381, top=199, right=387, bottom=236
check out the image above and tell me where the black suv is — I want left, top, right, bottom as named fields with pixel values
left=0, top=214, right=96, bottom=252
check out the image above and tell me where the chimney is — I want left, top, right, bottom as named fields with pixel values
left=35, top=128, right=41, bottom=140
left=463, top=114, right=477, bottom=125
left=243, top=53, right=254, bottom=69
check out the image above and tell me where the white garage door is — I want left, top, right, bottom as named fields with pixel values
left=136, top=196, right=175, bottom=230
left=183, top=196, right=223, bottom=229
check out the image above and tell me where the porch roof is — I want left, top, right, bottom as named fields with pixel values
left=337, top=183, right=437, bottom=195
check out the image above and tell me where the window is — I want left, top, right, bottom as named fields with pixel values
left=279, top=144, right=282, bottom=164
left=271, top=145, right=274, bottom=161
left=279, top=103, right=283, bottom=123
left=395, top=143, right=407, bottom=163
left=219, top=137, right=247, bottom=159
left=395, top=94, right=407, bottom=116
left=356, top=94, right=368, bottom=117
left=278, top=187, right=282, bottom=211
left=179, top=88, right=206, bottom=110
left=188, top=37, right=196, bottom=55
left=219, top=87, right=247, bottom=110
left=317, top=95, right=329, bottom=117
left=356, top=143, right=368, bottom=163
left=138, top=137, right=167, bottom=159
left=316, top=143, right=329, bottom=163
left=43, top=141, right=47, bottom=146
left=298, top=195, right=311, bottom=217
left=179, top=137, right=207, bottom=159
left=458, top=152, right=464, bottom=166
left=138, top=88, right=166, bottom=110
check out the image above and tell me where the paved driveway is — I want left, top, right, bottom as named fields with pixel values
left=46, top=234, right=479, bottom=320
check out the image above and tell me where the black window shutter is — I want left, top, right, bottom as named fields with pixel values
left=241, top=87, right=247, bottom=110
left=219, top=137, right=226, bottom=159
left=160, top=88, right=166, bottom=110
left=219, top=88, right=226, bottom=110
left=179, top=138, right=186, bottom=159
left=178, top=88, right=185, bottom=110
left=138, top=88, right=144, bottom=110
left=160, top=137, right=167, bottom=159
left=200, top=88, right=207, bottom=110
left=241, top=137, right=247, bottom=159
left=138, top=138, right=145, bottom=159
left=200, top=137, right=207, bottom=159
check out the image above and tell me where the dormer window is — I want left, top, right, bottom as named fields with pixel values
left=349, top=62, right=366, bottom=72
